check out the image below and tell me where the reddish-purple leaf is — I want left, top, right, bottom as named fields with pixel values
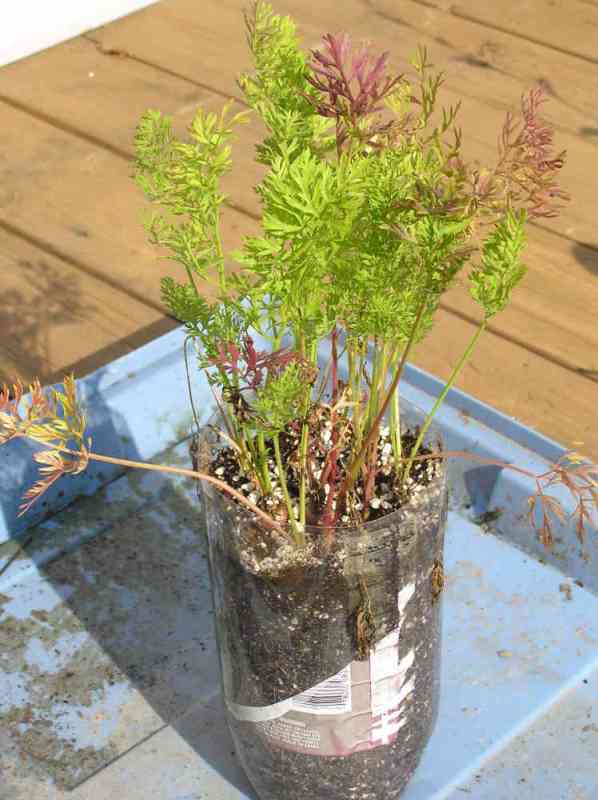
left=302, top=30, right=404, bottom=155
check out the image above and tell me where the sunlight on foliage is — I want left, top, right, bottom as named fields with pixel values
left=1, top=1, right=583, bottom=548
left=0, top=377, right=90, bottom=515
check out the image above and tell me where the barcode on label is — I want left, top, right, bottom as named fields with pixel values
left=291, top=665, right=352, bottom=716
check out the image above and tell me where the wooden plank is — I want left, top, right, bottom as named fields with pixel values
left=0, top=0, right=595, bottom=459
left=1, top=36, right=595, bottom=376
left=1, top=0, right=158, bottom=68
left=372, top=0, right=598, bottom=141
left=82, top=0, right=598, bottom=140
left=444, top=229, right=598, bottom=372
left=0, top=228, right=176, bottom=386
left=84, top=0, right=257, bottom=98
left=411, top=307, right=598, bottom=462
left=3, top=0, right=596, bottom=146
left=4, top=4, right=591, bottom=368
left=0, top=103, right=260, bottom=311
left=417, top=0, right=598, bottom=65
left=0, top=35, right=267, bottom=215
left=81, top=0, right=598, bottom=246
left=0, top=36, right=224, bottom=159
left=1, top=0, right=595, bottom=251
left=430, top=85, right=588, bottom=245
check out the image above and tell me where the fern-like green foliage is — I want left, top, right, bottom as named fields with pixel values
left=231, top=147, right=367, bottom=347
left=238, top=0, right=308, bottom=116
left=160, top=278, right=211, bottom=331
left=469, top=209, right=527, bottom=319
left=133, top=98, right=251, bottom=305
left=327, top=142, right=473, bottom=342
left=134, top=98, right=253, bottom=362
left=128, top=1, right=568, bottom=535
left=250, top=361, right=309, bottom=433
left=0, top=377, right=90, bottom=514
left=236, top=0, right=336, bottom=165
left=0, top=0, right=573, bottom=543
left=133, top=1, right=503, bottom=367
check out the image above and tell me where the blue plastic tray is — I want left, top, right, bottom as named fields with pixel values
left=1, top=326, right=596, bottom=799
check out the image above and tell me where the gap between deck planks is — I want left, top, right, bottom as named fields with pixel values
left=0, top=228, right=178, bottom=386
left=0, top=0, right=596, bottom=459
left=416, top=0, right=598, bottom=65
left=78, top=0, right=598, bottom=246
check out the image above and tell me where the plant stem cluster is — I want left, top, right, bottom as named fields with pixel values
left=1, top=1, right=587, bottom=553
left=130, top=1, right=569, bottom=543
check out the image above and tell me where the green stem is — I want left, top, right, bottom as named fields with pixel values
left=184, top=263, right=201, bottom=298
left=213, top=209, right=226, bottom=293
left=352, top=337, right=366, bottom=451
left=216, top=377, right=254, bottom=477
left=377, top=340, right=391, bottom=412
left=298, top=339, right=318, bottom=528
left=402, top=318, right=488, bottom=486
left=298, top=330, right=306, bottom=360
left=338, top=298, right=428, bottom=500
left=244, top=436, right=263, bottom=490
left=347, top=337, right=358, bottom=438
left=363, top=339, right=391, bottom=483
left=390, top=371, right=402, bottom=468
left=270, top=302, right=287, bottom=351
left=256, top=431, right=272, bottom=495
left=347, top=338, right=355, bottom=399
left=298, top=421, right=309, bottom=527
left=273, top=433, right=303, bottom=546
left=364, top=338, right=382, bottom=431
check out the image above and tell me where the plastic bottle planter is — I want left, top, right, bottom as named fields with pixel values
left=199, top=401, right=448, bottom=800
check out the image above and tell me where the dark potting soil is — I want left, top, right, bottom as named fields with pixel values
left=206, top=403, right=439, bottom=529
left=198, top=405, right=447, bottom=797
left=208, top=512, right=402, bottom=706
left=224, top=487, right=447, bottom=800
left=229, top=715, right=433, bottom=800
left=201, top=411, right=440, bottom=706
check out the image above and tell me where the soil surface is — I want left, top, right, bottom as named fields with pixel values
left=204, top=402, right=439, bottom=531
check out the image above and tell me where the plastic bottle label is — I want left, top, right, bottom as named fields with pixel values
left=227, top=582, right=416, bottom=756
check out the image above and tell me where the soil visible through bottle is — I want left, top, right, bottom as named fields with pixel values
left=199, top=405, right=446, bottom=799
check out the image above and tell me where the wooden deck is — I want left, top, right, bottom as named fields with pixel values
left=0, top=0, right=596, bottom=460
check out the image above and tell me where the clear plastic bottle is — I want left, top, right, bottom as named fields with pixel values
left=198, top=399, right=448, bottom=799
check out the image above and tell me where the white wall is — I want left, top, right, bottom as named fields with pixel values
left=1, top=0, right=159, bottom=68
